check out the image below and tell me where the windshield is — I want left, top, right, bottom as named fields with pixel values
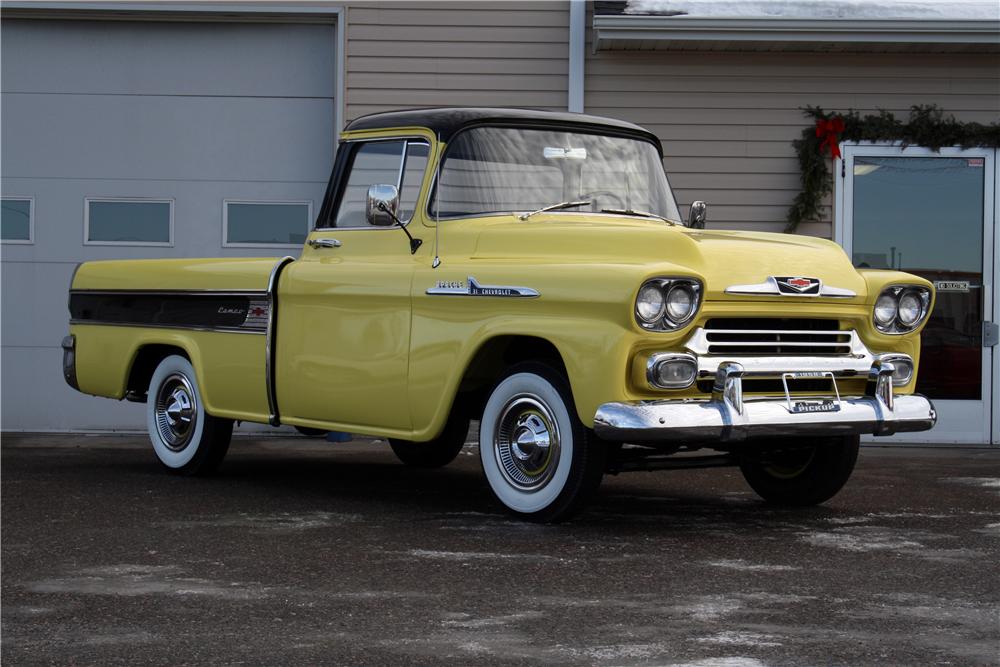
left=429, top=126, right=681, bottom=222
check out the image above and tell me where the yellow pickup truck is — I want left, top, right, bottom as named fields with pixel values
left=63, top=108, right=936, bottom=522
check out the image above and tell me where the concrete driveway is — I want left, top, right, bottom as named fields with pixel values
left=2, top=434, right=998, bottom=666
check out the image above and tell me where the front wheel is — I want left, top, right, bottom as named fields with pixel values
left=146, top=355, right=233, bottom=475
left=479, top=363, right=605, bottom=523
left=739, top=435, right=860, bottom=506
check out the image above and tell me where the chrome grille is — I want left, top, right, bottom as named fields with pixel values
left=692, top=318, right=853, bottom=356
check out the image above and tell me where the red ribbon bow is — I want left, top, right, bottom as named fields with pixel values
left=815, top=117, right=845, bottom=159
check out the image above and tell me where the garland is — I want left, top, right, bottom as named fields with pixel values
left=785, top=105, right=1000, bottom=233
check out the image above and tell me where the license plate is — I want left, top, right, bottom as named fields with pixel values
left=791, top=400, right=839, bottom=414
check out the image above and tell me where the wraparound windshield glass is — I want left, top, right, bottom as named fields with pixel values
left=429, top=127, right=681, bottom=222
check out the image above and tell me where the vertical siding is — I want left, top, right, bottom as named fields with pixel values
left=345, top=1, right=570, bottom=122
left=585, top=24, right=1000, bottom=237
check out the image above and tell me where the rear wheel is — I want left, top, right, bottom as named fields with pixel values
left=479, top=363, right=605, bottom=523
left=739, top=435, right=860, bottom=506
left=146, top=355, right=232, bottom=475
left=388, top=410, right=470, bottom=468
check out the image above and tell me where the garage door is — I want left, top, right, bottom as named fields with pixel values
left=1, top=18, right=337, bottom=431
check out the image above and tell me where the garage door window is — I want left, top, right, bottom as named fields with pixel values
left=1, top=198, right=33, bottom=243
left=85, top=198, right=173, bottom=246
left=224, top=201, right=312, bottom=247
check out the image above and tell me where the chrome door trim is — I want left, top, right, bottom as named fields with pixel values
left=266, top=256, right=296, bottom=427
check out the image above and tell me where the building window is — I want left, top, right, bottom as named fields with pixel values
left=223, top=200, right=312, bottom=247
left=85, top=198, right=173, bottom=246
left=1, top=197, right=33, bottom=243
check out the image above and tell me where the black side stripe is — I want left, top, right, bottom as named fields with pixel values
left=69, top=290, right=270, bottom=334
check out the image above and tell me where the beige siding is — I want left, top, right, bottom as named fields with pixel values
left=345, top=2, right=569, bottom=122
left=585, top=28, right=1000, bottom=237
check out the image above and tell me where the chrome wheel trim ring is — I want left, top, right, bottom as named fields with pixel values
left=154, top=372, right=198, bottom=452
left=493, top=394, right=561, bottom=492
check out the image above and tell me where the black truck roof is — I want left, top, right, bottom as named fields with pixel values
left=343, top=107, right=661, bottom=152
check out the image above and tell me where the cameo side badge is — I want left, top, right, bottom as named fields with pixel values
left=426, top=276, right=540, bottom=298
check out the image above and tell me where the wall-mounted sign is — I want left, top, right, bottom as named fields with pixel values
left=934, top=280, right=971, bottom=293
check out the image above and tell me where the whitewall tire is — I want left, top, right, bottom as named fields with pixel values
left=479, top=363, right=605, bottom=523
left=146, top=355, right=232, bottom=475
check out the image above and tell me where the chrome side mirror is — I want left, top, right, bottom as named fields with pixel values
left=366, top=184, right=400, bottom=227
left=688, top=201, right=707, bottom=229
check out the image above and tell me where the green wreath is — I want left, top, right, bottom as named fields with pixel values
left=785, top=105, right=1000, bottom=233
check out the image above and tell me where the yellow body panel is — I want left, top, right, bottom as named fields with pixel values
left=72, top=257, right=282, bottom=292
left=71, top=324, right=269, bottom=423
left=66, top=127, right=933, bottom=442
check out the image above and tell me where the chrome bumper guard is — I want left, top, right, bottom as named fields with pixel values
left=61, top=334, right=79, bottom=391
left=594, top=359, right=937, bottom=444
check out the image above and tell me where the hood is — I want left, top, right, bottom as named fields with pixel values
left=470, top=215, right=867, bottom=302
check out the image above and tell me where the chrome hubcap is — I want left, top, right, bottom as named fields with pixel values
left=494, top=395, right=560, bottom=491
left=154, top=373, right=198, bottom=452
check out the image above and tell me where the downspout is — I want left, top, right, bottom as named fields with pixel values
left=568, top=0, right=585, bottom=113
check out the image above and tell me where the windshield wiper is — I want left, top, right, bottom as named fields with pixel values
left=518, top=200, right=591, bottom=221
left=600, top=208, right=677, bottom=226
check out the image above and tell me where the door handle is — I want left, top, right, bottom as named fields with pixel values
left=307, top=238, right=342, bottom=249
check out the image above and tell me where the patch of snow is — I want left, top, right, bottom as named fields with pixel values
left=625, top=0, right=999, bottom=21
left=866, top=512, right=951, bottom=519
left=406, top=549, right=566, bottom=562
left=676, top=596, right=744, bottom=622
left=162, top=511, right=360, bottom=531
left=669, top=659, right=770, bottom=667
left=973, top=522, right=1000, bottom=536
left=580, top=643, right=670, bottom=660
left=693, top=631, right=783, bottom=647
left=800, top=529, right=923, bottom=552
left=705, top=559, right=800, bottom=572
left=442, top=611, right=544, bottom=629
left=29, top=564, right=273, bottom=600
left=942, top=477, right=1000, bottom=490
left=824, top=516, right=874, bottom=525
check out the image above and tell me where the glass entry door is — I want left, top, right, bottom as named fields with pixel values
left=838, top=145, right=997, bottom=445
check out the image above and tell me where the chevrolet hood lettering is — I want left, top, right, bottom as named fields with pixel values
left=725, top=276, right=855, bottom=298
left=427, top=276, right=539, bottom=298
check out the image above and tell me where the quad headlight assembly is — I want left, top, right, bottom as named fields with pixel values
left=635, top=278, right=702, bottom=331
left=872, top=285, right=932, bottom=334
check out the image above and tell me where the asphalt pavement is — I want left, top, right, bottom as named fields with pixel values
left=2, top=433, right=998, bottom=666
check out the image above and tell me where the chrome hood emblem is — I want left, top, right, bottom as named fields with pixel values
left=776, top=276, right=820, bottom=294
left=726, top=276, right=855, bottom=298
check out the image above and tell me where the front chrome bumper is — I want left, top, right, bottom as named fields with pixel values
left=594, top=359, right=937, bottom=444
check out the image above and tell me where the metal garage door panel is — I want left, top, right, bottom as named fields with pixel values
left=1, top=19, right=336, bottom=98
left=0, top=17, right=337, bottom=432
left=3, top=93, right=334, bottom=182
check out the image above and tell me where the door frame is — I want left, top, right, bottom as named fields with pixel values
left=834, top=142, right=997, bottom=446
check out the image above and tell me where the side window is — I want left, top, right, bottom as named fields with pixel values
left=333, top=140, right=429, bottom=228
left=399, top=142, right=429, bottom=222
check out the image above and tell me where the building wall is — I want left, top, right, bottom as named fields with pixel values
left=344, top=1, right=570, bottom=122
left=585, top=35, right=1000, bottom=237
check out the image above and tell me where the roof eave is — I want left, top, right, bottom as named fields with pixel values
left=593, top=15, right=1000, bottom=51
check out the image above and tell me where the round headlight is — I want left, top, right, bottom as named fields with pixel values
left=874, top=293, right=898, bottom=327
left=636, top=284, right=665, bottom=323
left=897, top=291, right=922, bottom=326
left=666, top=284, right=695, bottom=322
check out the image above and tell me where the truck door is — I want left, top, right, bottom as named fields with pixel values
left=275, top=138, right=430, bottom=433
